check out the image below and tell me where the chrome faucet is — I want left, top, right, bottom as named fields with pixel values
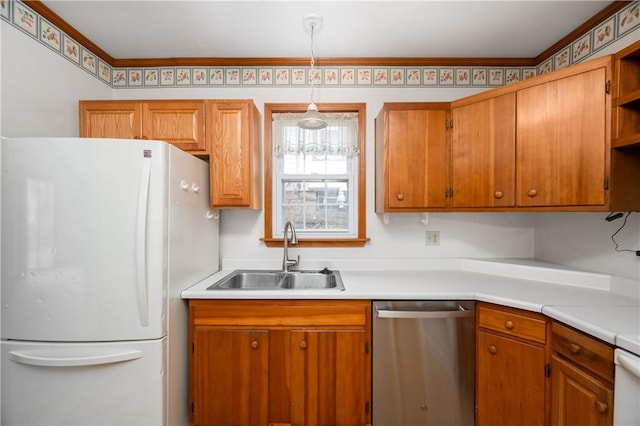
left=282, top=221, right=300, bottom=272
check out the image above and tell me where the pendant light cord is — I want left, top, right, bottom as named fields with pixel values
left=309, top=23, right=316, bottom=105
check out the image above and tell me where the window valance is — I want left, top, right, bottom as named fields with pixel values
left=272, top=112, right=360, bottom=157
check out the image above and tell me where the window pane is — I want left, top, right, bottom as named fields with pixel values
left=282, top=180, right=349, bottom=232
left=283, top=153, right=347, bottom=175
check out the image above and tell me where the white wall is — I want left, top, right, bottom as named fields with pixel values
left=1, top=21, right=112, bottom=137
left=535, top=213, right=639, bottom=281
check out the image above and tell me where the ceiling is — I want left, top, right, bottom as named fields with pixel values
left=41, top=1, right=614, bottom=61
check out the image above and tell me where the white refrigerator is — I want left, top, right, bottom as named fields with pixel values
left=0, top=138, right=220, bottom=425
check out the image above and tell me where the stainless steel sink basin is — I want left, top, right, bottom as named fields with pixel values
left=212, top=271, right=285, bottom=289
left=207, top=269, right=345, bottom=291
left=280, top=271, right=341, bottom=289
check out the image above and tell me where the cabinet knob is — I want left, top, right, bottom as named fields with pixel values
left=251, top=340, right=259, bottom=349
left=300, top=341, right=307, bottom=350
left=488, top=345, right=497, bottom=355
left=494, top=191, right=504, bottom=199
left=569, top=343, right=582, bottom=354
left=396, top=193, right=404, bottom=201
left=527, top=189, right=538, bottom=197
left=504, top=320, right=514, bottom=329
left=595, top=401, right=608, bottom=413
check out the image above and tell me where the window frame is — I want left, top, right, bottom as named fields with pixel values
left=263, top=103, right=368, bottom=248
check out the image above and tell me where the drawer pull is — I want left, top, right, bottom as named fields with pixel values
left=504, top=320, right=514, bottom=329
left=488, top=345, right=497, bottom=355
left=300, top=341, right=307, bottom=350
left=527, top=189, right=538, bottom=197
left=595, top=401, right=608, bottom=413
left=494, top=191, right=504, bottom=199
left=251, top=340, right=259, bottom=349
left=569, top=343, right=582, bottom=354
left=396, top=193, right=404, bottom=201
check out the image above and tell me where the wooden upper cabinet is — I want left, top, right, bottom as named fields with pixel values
left=451, top=93, right=516, bottom=208
left=375, top=103, right=450, bottom=212
left=206, top=100, right=262, bottom=209
left=516, top=57, right=611, bottom=208
left=141, top=101, right=206, bottom=153
left=79, top=101, right=141, bottom=139
left=79, top=100, right=206, bottom=155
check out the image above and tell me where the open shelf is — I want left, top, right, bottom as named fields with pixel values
left=610, top=40, right=640, bottom=211
left=612, top=134, right=640, bottom=149
left=614, top=89, right=640, bottom=107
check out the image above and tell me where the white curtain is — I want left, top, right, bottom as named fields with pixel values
left=272, top=112, right=360, bottom=157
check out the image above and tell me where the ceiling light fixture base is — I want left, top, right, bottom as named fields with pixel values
left=303, top=12, right=322, bottom=33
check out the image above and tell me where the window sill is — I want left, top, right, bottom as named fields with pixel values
left=261, top=237, right=370, bottom=248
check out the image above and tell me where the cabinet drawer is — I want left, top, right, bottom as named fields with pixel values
left=551, top=322, right=614, bottom=383
left=478, top=304, right=546, bottom=344
left=190, top=300, right=370, bottom=329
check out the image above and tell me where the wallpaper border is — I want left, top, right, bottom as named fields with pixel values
left=2, top=0, right=638, bottom=89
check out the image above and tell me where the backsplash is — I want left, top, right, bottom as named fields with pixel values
left=2, top=0, right=638, bottom=89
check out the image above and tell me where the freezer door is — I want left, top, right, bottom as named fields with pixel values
left=1, top=138, right=169, bottom=341
left=1, top=339, right=166, bottom=425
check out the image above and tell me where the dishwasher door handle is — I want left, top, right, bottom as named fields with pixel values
left=375, top=305, right=473, bottom=319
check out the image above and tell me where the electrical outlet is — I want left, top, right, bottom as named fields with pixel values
left=425, top=230, right=440, bottom=246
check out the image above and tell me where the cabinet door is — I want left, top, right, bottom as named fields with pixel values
left=384, top=109, right=448, bottom=210
left=207, top=101, right=261, bottom=208
left=452, top=93, right=516, bottom=207
left=191, top=329, right=269, bottom=426
left=142, top=101, right=206, bottom=153
left=79, top=101, right=142, bottom=139
left=477, top=330, right=546, bottom=426
left=516, top=66, right=608, bottom=207
left=551, top=355, right=613, bottom=426
left=290, top=330, right=370, bottom=426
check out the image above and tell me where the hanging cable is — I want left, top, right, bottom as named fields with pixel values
left=608, top=212, right=640, bottom=256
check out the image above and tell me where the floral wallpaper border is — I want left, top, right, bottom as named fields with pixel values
left=2, top=0, right=638, bottom=89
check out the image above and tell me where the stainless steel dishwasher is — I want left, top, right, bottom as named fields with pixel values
left=373, top=301, right=475, bottom=426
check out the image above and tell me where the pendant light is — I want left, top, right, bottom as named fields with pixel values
left=298, top=13, right=327, bottom=130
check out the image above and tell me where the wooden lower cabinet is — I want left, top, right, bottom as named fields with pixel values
left=289, top=330, right=369, bottom=426
left=550, top=355, right=613, bottom=426
left=477, top=330, right=547, bottom=426
left=189, top=300, right=371, bottom=426
left=191, top=329, right=269, bottom=426
left=550, top=322, right=614, bottom=426
left=476, top=303, right=548, bottom=426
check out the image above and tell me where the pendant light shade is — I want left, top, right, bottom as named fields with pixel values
left=298, top=102, right=327, bottom=130
left=298, top=13, right=327, bottom=130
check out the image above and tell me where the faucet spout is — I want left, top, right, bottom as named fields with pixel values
left=283, top=221, right=300, bottom=272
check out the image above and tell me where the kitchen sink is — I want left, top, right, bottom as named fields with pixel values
left=207, top=269, right=345, bottom=291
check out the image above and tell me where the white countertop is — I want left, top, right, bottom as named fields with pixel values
left=181, top=258, right=640, bottom=355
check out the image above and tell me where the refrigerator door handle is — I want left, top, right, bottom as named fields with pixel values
left=8, top=349, right=143, bottom=367
left=136, top=153, right=152, bottom=327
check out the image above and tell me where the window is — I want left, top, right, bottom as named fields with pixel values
left=263, top=103, right=368, bottom=247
